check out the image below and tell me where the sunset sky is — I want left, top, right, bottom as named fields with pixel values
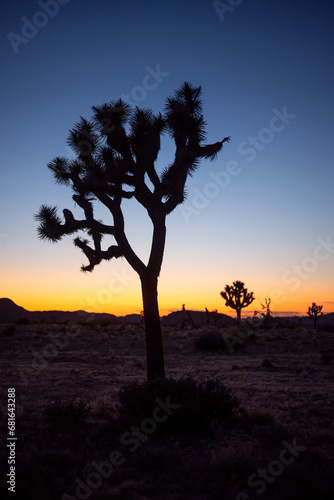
left=1, top=0, right=333, bottom=318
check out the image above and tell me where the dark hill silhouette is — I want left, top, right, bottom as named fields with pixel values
left=0, top=298, right=232, bottom=326
left=1, top=298, right=333, bottom=326
left=0, top=298, right=119, bottom=324
left=161, top=309, right=235, bottom=327
left=319, top=312, right=334, bottom=324
left=0, top=298, right=30, bottom=322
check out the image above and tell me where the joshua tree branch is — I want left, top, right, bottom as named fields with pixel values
left=110, top=193, right=146, bottom=276
left=63, top=208, right=115, bottom=235
left=147, top=215, right=166, bottom=276
left=196, top=137, right=230, bottom=160
left=147, top=165, right=162, bottom=190
left=74, top=237, right=123, bottom=272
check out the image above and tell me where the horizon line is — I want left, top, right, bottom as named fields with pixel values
left=2, top=298, right=334, bottom=319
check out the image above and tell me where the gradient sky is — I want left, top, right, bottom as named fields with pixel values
left=1, top=0, right=333, bottom=318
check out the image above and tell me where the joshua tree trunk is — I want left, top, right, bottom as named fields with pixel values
left=236, top=308, right=241, bottom=322
left=140, top=272, right=165, bottom=380
left=138, top=213, right=166, bottom=380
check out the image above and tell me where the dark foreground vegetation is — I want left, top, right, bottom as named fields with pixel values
left=1, top=320, right=333, bottom=499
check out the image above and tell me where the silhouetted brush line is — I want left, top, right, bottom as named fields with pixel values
left=205, top=307, right=219, bottom=325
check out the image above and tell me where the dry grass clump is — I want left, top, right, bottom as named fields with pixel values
left=118, top=377, right=240, bottom=435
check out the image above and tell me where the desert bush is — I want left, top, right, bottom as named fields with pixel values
left=193, top=329, right=227, bottom=351
left=207, top=441, right=258, bottom=484
left=4, top=325, right=16, bottom=336
left=261, top=358, right=273, bottom=368
left=118, top=377, right=240, bottom=435
left=240, top=408, right=275, bottom=426
left=17, top=317, right=31, bottom=325
left=90, top=396, right=116, bottom=418
left=318, top=323, right=334, bottom=333
left=320, top=351, right=333, bottom=364
left=134, top=445, right=169, bottom=472
left=194, top=327, right=257, bottom=354
left=44, top=399, right=89, bottom=431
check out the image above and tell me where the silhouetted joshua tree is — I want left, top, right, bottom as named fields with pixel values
left=254, top=298, right=273, bottom=329
left=35, top=82, right=230, bottom=380
left=307, top=302, right=323, bottom=329
left=220, top=280, right=255, bottom=322
left=181, top=304, right=195, bottom=329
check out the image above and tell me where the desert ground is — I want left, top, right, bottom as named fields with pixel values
left=1, top=317, right=334, bottom=499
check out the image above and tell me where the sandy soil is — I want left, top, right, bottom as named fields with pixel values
left=1, top=321, right=333, bottom=499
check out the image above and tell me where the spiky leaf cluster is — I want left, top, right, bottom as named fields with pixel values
left=36, top=83, right=229, bottom=273
left=221, top=281, right=255, bottom=313
left=307, top=302, right=323, bottom=328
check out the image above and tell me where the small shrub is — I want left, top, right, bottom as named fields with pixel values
left=318, top=323, right=334, bottom=333
left=135, top=445, right=168, bottom=472
left=118, top=377, right=240, bottom=435
left=193, top=330, right=227, bottom=351
left=241, top=409, right=275, bottom=426
left=90, top=397, right=116, bottom=418
left=4, top=326, right=16, bottom=336
left=44, top=399, right=89, bottom=431
left=17, top=317, right=31, bottom=325
left=320, top=352, right=333, bottom=364
left=208, top=442, right=258, bottom=483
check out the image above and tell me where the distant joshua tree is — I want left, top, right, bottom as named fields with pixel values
left=35, top=82, right=230, bottom=380
left=181, top=304, right=195, bottom=329
left=254, top=298, right=273, bottom=329
left=220, top=281, right=255, bottom=322
left=307, top=302, right=323, bottom=329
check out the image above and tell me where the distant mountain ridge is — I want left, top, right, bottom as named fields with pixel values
left=0, top=297, right=234, bottom=326
left=0, top=298, right=333, bottom=326
left=0, top=298, right=119, bottom=324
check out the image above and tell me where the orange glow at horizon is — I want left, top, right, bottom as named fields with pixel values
left=1, top=252, right=333, bottom=317
left=3, top=275, right=333, bottom=318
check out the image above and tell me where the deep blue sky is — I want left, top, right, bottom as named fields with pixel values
left=1, top=0, right=333, bottom=316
